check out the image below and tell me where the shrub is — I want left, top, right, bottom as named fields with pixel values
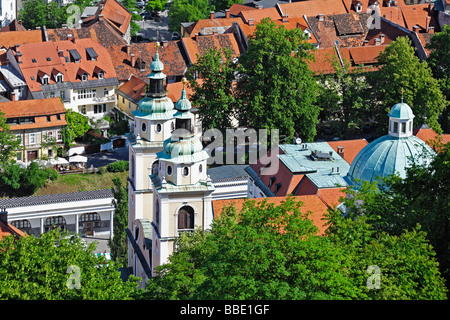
left=107, top=161, right=129, bottom=173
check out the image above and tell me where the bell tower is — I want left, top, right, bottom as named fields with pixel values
left=127, top=42, right=175, bottom=278
left=150, top=78, right=215, bottom=274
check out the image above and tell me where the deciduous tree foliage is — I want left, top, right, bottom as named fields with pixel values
left=62, top=110, right=90, bottom=147
left=168, top=0, right=211, bottom=32
left=426, top=25, right=450, bottom=133
left=186, top=47, right=237, bottom=132
left=367, top=36, right=446, bottom=134
left=18, top=0, right=69, bottom=30
left=144, top=196, right=447, bottom=300
left=235, top=18, right=320, bottom=142
left=108, top=176, right=129, bottom=268
left=0, top=111, right=21, bottom=166
left=0, top=229, right=139, bottom=299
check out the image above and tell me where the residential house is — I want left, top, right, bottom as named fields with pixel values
left=0, top=97, right=67, bottom=162
left=107, top=41, right=187, bottom=84
left=0, top=0, right=16, bottom=27
left=6, top=38, right=119, bottom=135
left=245, top=140, right=368, bottom=208
left=80, top=0, right=132, bottom=44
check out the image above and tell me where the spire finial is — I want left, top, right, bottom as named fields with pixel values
left=155, top=41, right=160, bottom=52
left=401, top=87, right=404, bottom=103
left=181, top=76, right=187, bottom=89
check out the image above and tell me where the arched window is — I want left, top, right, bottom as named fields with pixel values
left=155, top=200, right=160, bottom=226
left=44, top=216, right=66, bottom=232
left=183, top=166, right=189, bottom=176
left=171, top=121, right=175, bottom=132
left=152, top=160, right=159, bottom=175
left=167, top=165, right=173, bottom=176
left=142, top=122, right=147, bottom=132
left=79, top=213, right=101, bottom=227
left=11, top=219, right=32, bottom=235
left=178, top=206, right=194, bottom=230
left=156, top=123, right=162, bottom=133
left=199, top=164, right=203, bottom=173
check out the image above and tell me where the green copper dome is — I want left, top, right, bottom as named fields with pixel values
left=150, top=51, right=164, bottom=73
left=135, top=96, right=174, bottom=120
left=345, top=135, right=435, bottom=188
left=175, top=88, right=192, bottom=111
left=388, top=101, right=415, bottom=120
left=157, top=136, right=208, bottom=163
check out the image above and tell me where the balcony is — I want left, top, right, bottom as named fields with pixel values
left=91, top=95, right=117, bottom=103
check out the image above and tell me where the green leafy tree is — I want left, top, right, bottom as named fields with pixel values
left=62, top=110, right=90, bottom=147
left=108, top=176, right=129, bottom=268
left=121, top=0, right=142, bottom=37
left=144, top=197, right=447, bottom=299
left=186, top=47, right=237, bottom=132
left=0, top=229, right=139, bottom=299
left=168, top=0, right=211, bottom=32
left=0, top=111, right=21, bottom=167
left=426, top=25, right=450, bottom=133
left=236, top=18, right=320, bottom=142
left=367, top=36, right=446, bottom=134
left=341, top=141, right=450, bottom=293
left=210, top=0, right=242, bottom=12
left=317, top=56, right=371, bottom=137
left=18, top=0, right=69, bottom=30
left=145, top=0, right=168, bottom=13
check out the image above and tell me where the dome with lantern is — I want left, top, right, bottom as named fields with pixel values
left=344, top=98, right=435, bottom=188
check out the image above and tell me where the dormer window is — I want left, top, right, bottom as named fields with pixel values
left=93, top=66, right=105, bottom=79
left=56, top=74, right=63, bottom=83
left=77, top=67, right=89, bottom=81
left=82, top=73, right=88, bottom=81
left=356, top=2, right=362, bottom=12
left=42, top=76, right=49, bottom=85
left=98, top=71, right=104, bottom=79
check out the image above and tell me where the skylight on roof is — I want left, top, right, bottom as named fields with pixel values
left=69, top=49, right=82, bottom=62
left=32, top=59, right=37, bottom=63
left=46, top=57, right=51, bottom=61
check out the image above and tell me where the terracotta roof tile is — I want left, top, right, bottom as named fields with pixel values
left=116, top=75, right=146, bottom=102
left=0, top=30, right=44, bottom=50
left=211, top=195, right=330, bottom=235
left=184, top=17, right=244, bottom=37
left=0, top=220, right=26, bottom=239
left=364, top=19, right=410, bottom=46
left=182, top=33, right=242, bottom=65
left=16, top=38, right=117, bottom=92
left=82, top=0, right=132, bottom=36
left=228, top=3, right=257, bottom=16
left=240, top=7, right=281, bottom=24
left=413, top=124, right=449, bottom=152
left=278, top=0, right=348, bottom=18
left=327, top=139, right=368, bottom=164
left=0, top=98, right=67, bottom=130
left=317, top=187, right=346, bottom=208
left=108, top=41, right=187, bottom=82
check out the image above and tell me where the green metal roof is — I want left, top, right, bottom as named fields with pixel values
left=388, top=101, right=415, bottom=120
left=345, top=134, right=435, bottom=188
left=136, top=96, right=174, bottom=117
left=150, top=52, right=164, bottom=72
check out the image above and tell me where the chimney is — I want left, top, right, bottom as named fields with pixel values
left=225, top=9, right=230, bottom=19
left=413, top=25, right=419, bottom=33
left=11, top=91, right=16, bottom=101
left=379, top=33, right=385, bottom=44
left=248, top=18, right=254, bottom=26
left=318, top=14, right=324, bottom=21
left=99, top=14, right=104, bottom=22
left=18, top=20, right=22, bottom=25
left=195, top=33, right=199, bottom=41
left=130, top=53, right=136, bottom=67
left=375, top=37, right=381, bottom=46
left=337, top=146, right=344, bottom=159
left=282, top=14, right=288, bottom=23
left=210, top=11, right=214, bottom=19
left=426, top=16, right=431, bottom=33
left=0, top=206, right=7, bottom=225
left=363, top=39, right=369, bottom=46
left=126, top=44, right=130, bottom=54
left=256, top=5, right=263, bottom=9
left=162, top=41, right=168, bottom=47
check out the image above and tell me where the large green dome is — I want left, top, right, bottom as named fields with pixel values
left=157, top=136, right=208, bottom=164
left=388, top=102, right=415, bottom=120
left=137, top=96, right=174, bottom=119
left=345, top=135, right=435, bottom=188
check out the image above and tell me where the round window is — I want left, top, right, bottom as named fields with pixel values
left=141, top=122, right=147, bottom=132
left=156, top=123, right=162, bottom=133
left=167, top=165, right=173, bottom=176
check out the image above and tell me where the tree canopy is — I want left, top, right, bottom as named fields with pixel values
left=235, top=18, right=320, bottom=143
left=168, top=0, right=211, bottom=32
left=62, top=110, right=90, bottom=147
left=18, top=0, right=69, bottom=30
left=0, top=229, right=139, bottom=299
left=367, top=36, right=446, bottom=134
left=143, top=196, right=447, bottom=299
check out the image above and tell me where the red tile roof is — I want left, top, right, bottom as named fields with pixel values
left=317, top=187, right=346, bottom=209
left=82, top=0, right=132, bottom=36
left=228, top=3, right=257, bottom=16
left=182, top=33, right=242, bottom=65
left=278, top=0, right=348, bottom=18
left=184, top=17, right=245, bottom=37
left=0, top=220, right=26, bottom=240
left=0, top=98, right=67, bottom=130
left=327, top=139, right=369, bottom=165
left=16, top=38, right=117, bottom=92
left=413, top=124, right=449, bottom=152
left=240, top=6, right=281, bottom=24
left=212, top=195, right=330, bottom=235
left=116, top=75, right=146, bottom=102
left=107, top=41, right=187, bottom=82
left=0, top=30, right=44, bottom=50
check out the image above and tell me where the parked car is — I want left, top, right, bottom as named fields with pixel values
left=140, top=11, right=153, bottom=20
left=171, top=32, right=181, bottom=40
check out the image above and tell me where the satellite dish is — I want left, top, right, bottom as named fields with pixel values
left=295, top=138, right=302, bottom=145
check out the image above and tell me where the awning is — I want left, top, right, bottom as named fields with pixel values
left=49, top=157, right=69, bottom=165
left=69, top=155, right=87, bottom=163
